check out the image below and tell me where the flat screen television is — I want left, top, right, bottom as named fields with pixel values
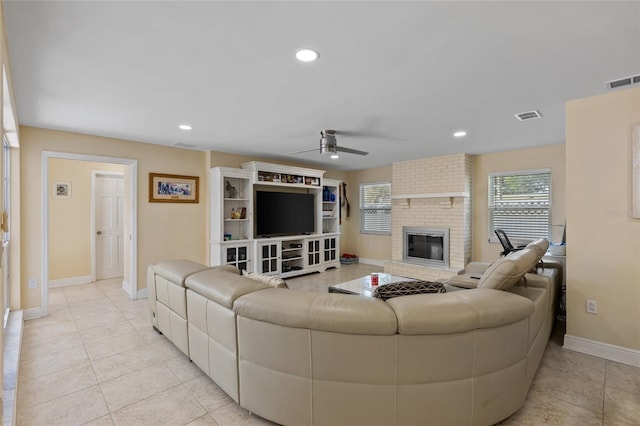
left=255, top=191, right=315, bottom=237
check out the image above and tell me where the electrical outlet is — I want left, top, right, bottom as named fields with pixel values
left=28, top=277, right=38, bottom=289
left=586, top=299, right=597, bottom=314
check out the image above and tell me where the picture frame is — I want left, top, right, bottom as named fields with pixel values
left=53, top=181, right=71, bottom=199
left=149, top=173, right=199, bottom=203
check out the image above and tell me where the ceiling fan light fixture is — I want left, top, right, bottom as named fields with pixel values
left=295, top=48, right=319, bottom=62
left=330, top=153, right=339, bottom=159
left=453, top=130, right=467, bottom=138
left=320, top=130, right=337, bottom=155
left=178, top=124, right=193, bottom=131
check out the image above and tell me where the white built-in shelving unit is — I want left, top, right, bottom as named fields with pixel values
left=210, top=162, right=341, bottom=277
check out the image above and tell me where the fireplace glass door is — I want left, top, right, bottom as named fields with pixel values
left=407, top=234, right=444, bottom=261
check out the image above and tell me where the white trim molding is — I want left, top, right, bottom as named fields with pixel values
left=122, top=280, right=133, bottom=298
left=564, top=334, right=640, bottom=368
left=136, top=288, right=148, bottom=299
left=23, top=306, right=45, bottom=321
left=358, top=257, right=386, bottom=267
left=49, top=275, right=92, bottom=288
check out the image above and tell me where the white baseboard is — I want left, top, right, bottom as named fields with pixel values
left=23, top=307, right=45, bottom=321
left=48, top=275, right=92, bottom=288
left=358, top=258, right=386, bottom=267
left=121, top=280, right=133, bottom=298
left=137, top=288, right=148, bottom=299
left=564, top=334, right=640, bottom=368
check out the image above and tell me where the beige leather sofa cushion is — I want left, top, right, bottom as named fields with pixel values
left=387, top=289, right=534, bottom=335
left=241, top=270, right=288, bottom=288
left=152, top=259, right=210, bottom=286
left=478, top=248, right=540, bottom=290
left=440, top=274, right=482, bottom=289
left=309, top=294, right=397, bottom=335
left=234, top=290, right=398, bottom=335
left=525, top=238, right=550, bottom=258
left=186, top=268, right=269, bottom=309
left=234, top=288, right=317, bottom=328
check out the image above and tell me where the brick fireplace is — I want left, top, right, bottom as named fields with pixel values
left=385, top=153, right=472, bottom=281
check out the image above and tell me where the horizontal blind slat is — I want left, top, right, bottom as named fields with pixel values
left=488, top=170, right=551, bottom=240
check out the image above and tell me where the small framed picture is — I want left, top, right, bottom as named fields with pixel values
left=53, top=181, right=71, bottom=199
left=149, top=173, right=199, bottom=203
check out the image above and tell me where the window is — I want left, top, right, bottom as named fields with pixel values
left=488, top=169, right=551, bottom=243
left=360, top=182, right=391, bottom=234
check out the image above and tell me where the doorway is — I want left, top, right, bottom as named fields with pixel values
left=93, top=172, right=125, bottom=281
left=42, top=151, right=138, bottom=318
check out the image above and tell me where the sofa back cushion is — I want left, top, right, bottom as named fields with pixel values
left=525, top=238, right=550, bottom=258
left=151, top=259, right=211, bottom=286
left=186, top=268, right=270, bottom=309
left=241, top=270, right=288, bottom=288
left=478, top=248, right=540, bottom=290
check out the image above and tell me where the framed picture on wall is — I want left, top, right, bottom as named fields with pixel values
left=149, top=173, right=199, bottom=203
left=53, top=181, right=71, bottom=199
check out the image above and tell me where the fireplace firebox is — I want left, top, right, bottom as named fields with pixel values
left=403, top=227, right=449, bottom=269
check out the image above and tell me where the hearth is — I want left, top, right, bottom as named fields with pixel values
left=403, top=226, right=449, bottom=269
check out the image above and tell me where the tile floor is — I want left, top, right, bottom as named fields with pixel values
left=16, top=264, right=640, bottom=425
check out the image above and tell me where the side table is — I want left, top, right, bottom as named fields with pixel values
left=542, top=254, right=566, bottom=321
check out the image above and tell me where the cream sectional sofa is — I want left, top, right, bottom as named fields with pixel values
left=147, top=240, right=558, bottom=426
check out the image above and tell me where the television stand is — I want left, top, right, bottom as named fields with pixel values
left=210, top=162, right=342, bottom=278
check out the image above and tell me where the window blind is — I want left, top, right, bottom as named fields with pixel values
left=488, top=170, right=551, bottom=243
left=360, top=182, right=391, bottom=234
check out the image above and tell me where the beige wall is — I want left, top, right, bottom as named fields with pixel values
left=566, top=86, right=640, bottom=350
left=342, top=165, right=392, bottom=262
left=20, top=126, right=209, bottom=310
left=472, top=144, right=566, bottom=262
left=48, top=159, right=125, bottom=280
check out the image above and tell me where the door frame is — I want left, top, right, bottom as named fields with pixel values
left=42, top=151, right=138, bottom=317
left=91, top=170, right=125, bottom=282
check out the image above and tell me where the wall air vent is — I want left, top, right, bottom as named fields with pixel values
left=173, top=142, right=196, bottom=149
left=514, top=110, right=542, bottom=121
left=605, top=74, right=640, bottom=89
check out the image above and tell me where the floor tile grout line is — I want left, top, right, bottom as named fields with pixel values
left=106, top=381, right=188, bottom=418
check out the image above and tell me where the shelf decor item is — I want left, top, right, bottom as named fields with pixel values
left=225, top=181, right=238, bottom=199
left=149, top=173, right=199, bottom=203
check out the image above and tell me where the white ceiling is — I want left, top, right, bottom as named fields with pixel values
left=4, top=1, right=640, bottom=171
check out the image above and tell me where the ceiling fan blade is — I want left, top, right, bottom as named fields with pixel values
left=335, top=129, right=404, bottom=141
left=335, top=130, right=373, bottom=137
left=287, top=147, right=318, bottom=155
left=337, top=146, right=369, bottom=156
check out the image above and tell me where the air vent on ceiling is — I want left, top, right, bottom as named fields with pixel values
left=605, top=74, right=640, bottom=89
left=173, top=142, right=196, bottom=149
left=514, top=110, right=542, bottom=121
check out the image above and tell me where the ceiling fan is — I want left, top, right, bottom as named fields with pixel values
left=288, top=130, right=369, bottom=158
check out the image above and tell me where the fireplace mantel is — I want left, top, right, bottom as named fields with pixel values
left=391, top=192, right=470, bottom=208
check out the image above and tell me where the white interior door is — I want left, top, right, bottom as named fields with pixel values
left=95, top=175, right=124, bottom=280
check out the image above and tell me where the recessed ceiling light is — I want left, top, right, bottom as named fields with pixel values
left=453, top=130, right=467, bottom=138
left=295, top=49, right=319, bottom=62
left=179, top=124, right=193, bottom=131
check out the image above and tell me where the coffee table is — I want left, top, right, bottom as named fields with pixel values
left=328, top=273, right=411, bottom=297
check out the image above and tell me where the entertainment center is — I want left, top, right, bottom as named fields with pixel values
left=210, top=161, right=341, bottom=278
